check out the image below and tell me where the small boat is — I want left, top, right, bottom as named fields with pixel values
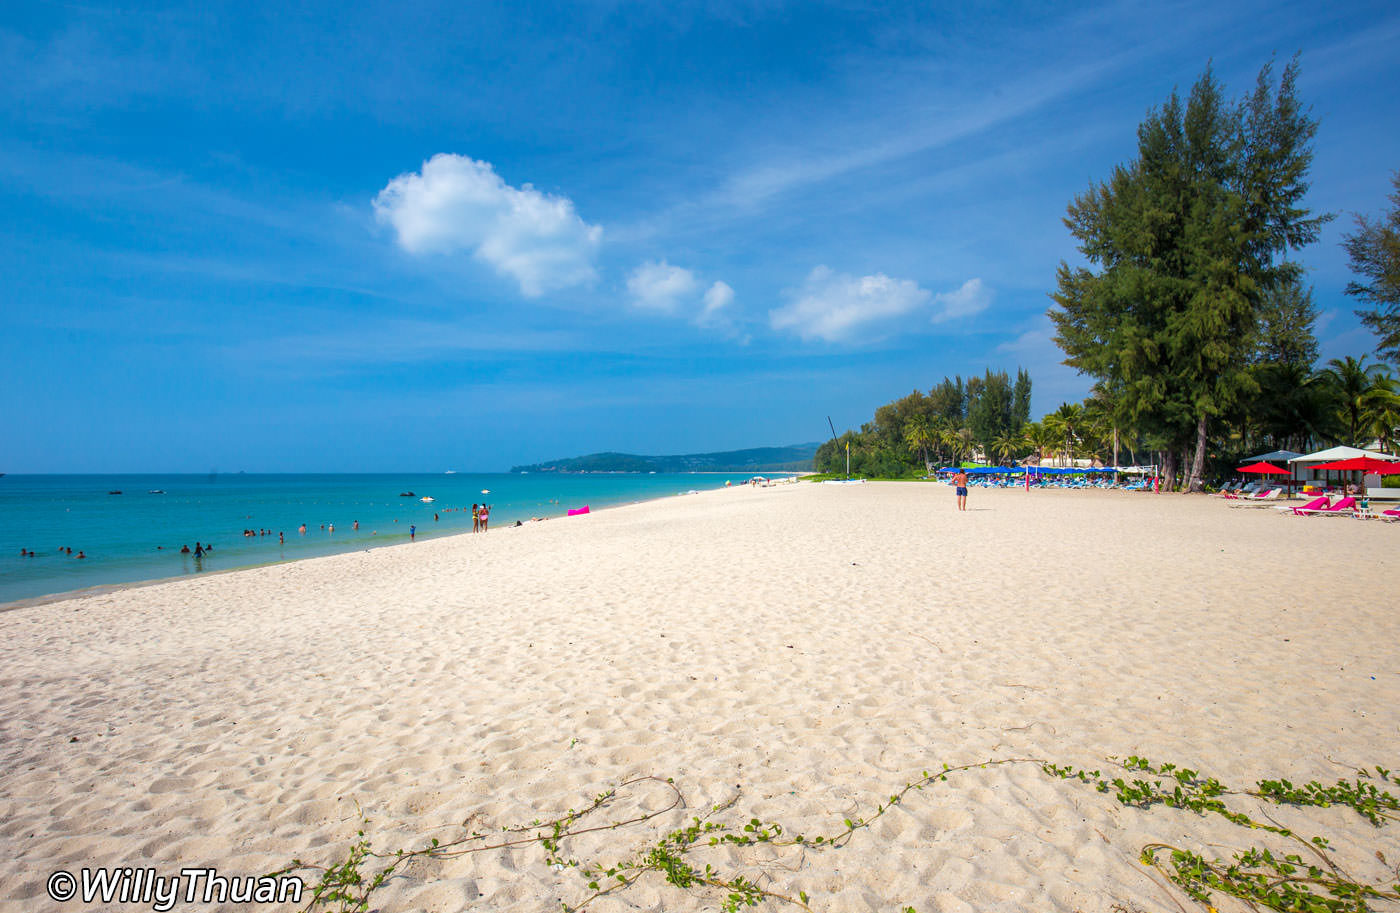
left=399, top=492, right=415, bottom=497
left=420, top=496, right=435, bottom=503
left=108, top=490, right=123, bottom=495
left=148, top=489, right=166, bottom=494
left=444, top=470, right=456, bottom=474
left=480, top=489, right=491, bottom=494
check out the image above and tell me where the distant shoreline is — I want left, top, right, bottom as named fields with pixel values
left=0, top=475, right=796, bottom=614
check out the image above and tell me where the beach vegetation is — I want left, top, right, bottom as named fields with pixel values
left=275, top=756, right=1399, bottom=913
left=1344, top=169, right=1400, bottom=368
left=817, top=368, right=1033, bottom=475
left=1048, top=58, right=1332, bottom=490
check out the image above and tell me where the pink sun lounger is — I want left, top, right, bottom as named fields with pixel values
left=1294, top=497, right=1355, bottom=516
left=1283, top=496, right=1329, bottom=515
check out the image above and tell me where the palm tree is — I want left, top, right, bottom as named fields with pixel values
left=1321, top=355, right=1381, bottom=445
left=1044, top=403, right=1084, bottom=466
left=903, top=417, right=936, bottom=471
left=1021, top=421, right=1057, bottom=464
left=943, top=426, right=976, bottom=463
left=1361, top=373, right=1400, bottom=454
left=991, top=432, right=1022, bottom=465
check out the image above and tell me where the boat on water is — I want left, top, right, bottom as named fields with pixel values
left=420, top=496, right=435, bottom=503
left=399, top=491, right=415, bottom=497
left=444, top=470, right=456, bottom=474
left=108, top=490, right=123, bottom=495
left=147, top=489, right=166, bottom=494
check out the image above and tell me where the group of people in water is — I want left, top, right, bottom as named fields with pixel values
left=19, top=547, right=85, bottom=559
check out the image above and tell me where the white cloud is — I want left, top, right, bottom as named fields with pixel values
left=769, top=266, right=932, bottom=342
left=931, top=277, right=992, bottom=324
left=373, top=153, right=602, bottom=297
left=699, top=280, right=734, bottom=323
left=625, top=263, right=739, bottom=335
left=626, top=260, right=700, bottom=312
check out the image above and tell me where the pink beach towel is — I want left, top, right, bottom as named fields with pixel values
left=567, top=506, right=590, bottom=516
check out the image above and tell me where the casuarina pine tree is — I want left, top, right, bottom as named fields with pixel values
left=1049, top=58, right=1329, bottom=490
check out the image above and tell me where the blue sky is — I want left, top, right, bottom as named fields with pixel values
left=2, top=1, right=1397, bottom=472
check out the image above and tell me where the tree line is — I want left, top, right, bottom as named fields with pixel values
left=814, top=369, right=1032, bottom=476
left=1048, top=56, right=1400, bottom=489
left=816, top=58, right=1400, bottom=484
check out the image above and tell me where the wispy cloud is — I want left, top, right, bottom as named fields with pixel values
left=994, top=314, right=1089, bottom=414
left=708, top=51, right=1152, bottom=211
left=374, top=154, right=603, bottom=297
left=931, top=278, right=992, bottom=324
left=220, top=316, right=579, bottom=377
left=699, top=280, right=734, bottom=326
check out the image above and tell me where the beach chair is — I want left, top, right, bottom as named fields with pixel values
left=1380, top=508, right=1400, bottom=522
left=1293, top=497, right=1356, bottom=517
left=1228, top=487, right=1280, bottom=507
left=1223, top=481, right=1265, bottom=499
left=1278, top=495, right=1329, bottom=514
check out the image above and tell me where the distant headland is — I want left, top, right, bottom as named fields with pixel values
left=510, top=443, right=820, bottom=474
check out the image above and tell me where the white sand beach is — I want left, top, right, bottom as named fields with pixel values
left=1, top=483, right=1397, bottom=912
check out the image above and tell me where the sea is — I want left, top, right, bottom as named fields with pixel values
left=0, top=473, right=771, bottom=605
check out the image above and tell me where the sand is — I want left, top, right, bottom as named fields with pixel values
left=1, top=482, right=1397, bottom=913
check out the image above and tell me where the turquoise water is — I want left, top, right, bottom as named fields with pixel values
left=0, top=473, right=760, bottom=605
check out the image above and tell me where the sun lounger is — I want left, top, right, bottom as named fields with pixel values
left=1228, top=487, right=1281, bottom=506
left=1293, top=496, right=1356, bottom=517
left=1279, top=496, right=1329, bottom=514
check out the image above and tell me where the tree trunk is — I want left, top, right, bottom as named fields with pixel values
left=1187, top=415, right=1208, bottom=492
left=1163, top=450, right=1177, bottom=492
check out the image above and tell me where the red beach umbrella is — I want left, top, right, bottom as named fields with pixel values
left=1309, top=456, right=1400, bottom=473
left=1308, top=456, right=1400, bottom=497
left=1236, top=462, right=1290, bottom=474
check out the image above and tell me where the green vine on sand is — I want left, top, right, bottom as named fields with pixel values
left=272, top=757, right=1400, bottom=913
left=1044, top=757, right=1400, bottom=912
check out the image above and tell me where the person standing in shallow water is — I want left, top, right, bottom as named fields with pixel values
left=952, top=468, right=969, bottom=512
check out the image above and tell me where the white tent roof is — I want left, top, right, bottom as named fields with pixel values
left=1288, top=445, right=1400, bottom=464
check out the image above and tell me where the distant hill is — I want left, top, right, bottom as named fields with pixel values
left=510, top=443, right=820, bottom=474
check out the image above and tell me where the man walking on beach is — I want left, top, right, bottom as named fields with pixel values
left=952, top=468, right=969, bottom=512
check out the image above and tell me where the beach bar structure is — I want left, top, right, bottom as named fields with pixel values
left=1288, top=445, right=1400, bottom=499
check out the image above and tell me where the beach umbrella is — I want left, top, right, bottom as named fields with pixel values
left=1236, top=462, right=1290, bottom=474
left=1308, top=456, right=1400, bottom=473
left=1236, top=461, right=1292, bottom=494
left=1308, top=456, right=1400, bottom=495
